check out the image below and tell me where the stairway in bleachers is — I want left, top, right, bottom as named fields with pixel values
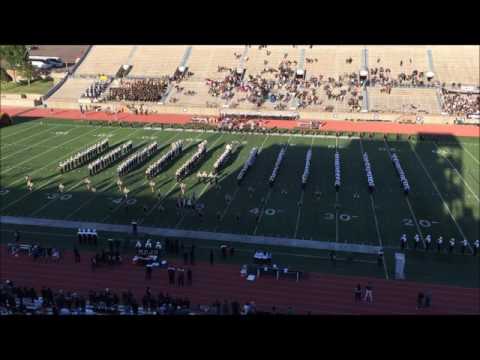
left=238, top=45, right=249, bottom=70
left=180, top=46, right=193, bottom=68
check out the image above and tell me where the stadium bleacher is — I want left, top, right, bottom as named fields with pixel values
left=45, top=45, right=479, bottom=117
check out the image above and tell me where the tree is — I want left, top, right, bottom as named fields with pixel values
left=19, top=61, right=35, bottom=86
left=0, top=45, right=29, bottom=83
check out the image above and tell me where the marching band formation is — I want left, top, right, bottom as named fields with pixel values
left=334, top=151, right=341, bottom=191
left=213, top=144, right=234, bottom=173
left=237, top=147, right=258, bottom=184
left=59, top=139, right=109, bottom=173
left=117, top=142, right=159, bottom=177
left=175, top=140, right=208, bottom=182
left=400, top=233, right=479, bottom=255
left=362, top=152, right=375, bottom=193
left=145, top=140, right=184, bottom=179
left=88, top=141, right=134, bottom=176
left=390, top=153, right=410, bottom=195
left=301, top=149, right=312, bottom=189
left=269, top=145, right=287, bottom=187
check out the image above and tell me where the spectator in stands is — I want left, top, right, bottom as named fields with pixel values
left=441, top=89, right=480, bottom=116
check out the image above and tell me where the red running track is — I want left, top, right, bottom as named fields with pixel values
left=1, top=247, right=478, bottom=315
left=2, top=106, right=479, bottom=138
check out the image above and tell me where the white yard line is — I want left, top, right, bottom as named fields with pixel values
left=29, top=128, right=141, bottom=217
left=409, top=141, right=471, bottom=249
left=382, top=138, right=426, bottom=247
left=0, top=125, right=63, bottom=159
left=0, top=174, right=63, bottom=212
left=404, top=197, right=425, bottom=245
left=359, top=138, right=389, bottom=279
left=461, top=144, right=480, bottom=166
left=2, top=126, right=100, bottom=178
left=293, top=137, right=315, bottom=239
left=293, top=190, right=306, bottom=239
left=0, top=122, right=43, bottom=141
left=173, top=134, right=226, bottom=229
left=102, top=132, right=185, bottom=223
left=432, top=143, right=479, bottom=202
left=253, top=134, right=293, bottom=236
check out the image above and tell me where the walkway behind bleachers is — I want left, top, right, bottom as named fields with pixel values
left=367, top=46, right=429, bottom=78
left=303, top=45, right=363, bottom=78
left=75, top=45, right=135, bottom=76
left=47, top=77, right=94, bottom=102
left=368, top=87, right=440, bottom=114
left=128, top=46, right=187, bottom=78
left=430, top=45, right=480, bottom=86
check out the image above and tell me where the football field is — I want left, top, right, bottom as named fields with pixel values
left=1, top=118, right=479, bottom=286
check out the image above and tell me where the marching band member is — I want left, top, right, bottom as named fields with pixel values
left=117, top=179, right=123, bottom=192
left=425, top=234, right=432, bottom=251
left=461, top=239, right=468, bottom=254
left=414, top=234, right=420, bottom=250
left=123, top=186, right=129, bottom=200
left=149, top=180, right=156, bottom=193
left=58, top=183, right=65, bottom=193
left=400, top=234, right=407, bottom=250
left=448, top=238, right=455, bottom=254
left=437, top=236, right=443, bottom=252
left=473, top=240, right=479, bottom=256
left=27, top=180, right=34, bottom=191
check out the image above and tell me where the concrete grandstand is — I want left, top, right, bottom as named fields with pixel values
left=42, top=45, right=479, bottom=123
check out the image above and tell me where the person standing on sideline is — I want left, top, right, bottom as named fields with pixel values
left=187, top=268, right=192, bottom=285
left=437, top=236, right=443, bottom=252
left=425, top=234, right=432, bottom=251
left=377, top=248, right=384, bottom=267
left=416, top=292, right=425, bottom=309
left=145, top=265, right=152, bottom=280
left=364, top=283, right=373, bottom=303
left=177, top=268, right=185, bottom=287
left=210, top=249, right=214, bottom=265
left=354, top=284, right=362, bottom=303
left=74, top=247, right=81, bottom=263
left=473, top=240, right=479, bottom=256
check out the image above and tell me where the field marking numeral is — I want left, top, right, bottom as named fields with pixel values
left=46, top=193, right=72, bottom=201
left=55, top=131, right=69, bottom=136
left=0, top=189, right=10, bottom=196
left=402, top=218, right=435, bottom=228
left=324, top=212, right=353, bottom=222
left=112, top=198, right=137, bottom=205
left=264, top=208, right=276, bottom=216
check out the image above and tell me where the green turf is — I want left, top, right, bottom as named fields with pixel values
left=1, top=118, right=479, bottom=287
left=0, top=79, right=54, bottom=95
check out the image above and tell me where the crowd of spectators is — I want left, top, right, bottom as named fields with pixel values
left=206, top=47, right=363, bottom=112
left=0, top=280, right=265, bottom=315
left=440, top=89, right=480, bottom=116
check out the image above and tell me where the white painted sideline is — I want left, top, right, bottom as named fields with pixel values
left=0, top=216, right=381, bottom=254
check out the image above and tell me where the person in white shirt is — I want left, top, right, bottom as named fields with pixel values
left=449, top=238, right=455, bottom=254
left=425, top=234, right=432, bottom=251
left=400, top=234, right=407, bottom=250
left=414, top=234, right=420, bottom=250
left=58, top=183, right=65, bottom=193
left=461, top=239, right=468, bottom=254
left=437, top=236, right=443, bottom=252
left=473, top=240, right=479, bottom=256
